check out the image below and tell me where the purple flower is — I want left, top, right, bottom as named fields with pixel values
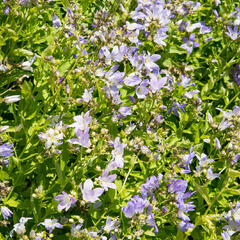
left=206, top=167, right=220, bottom=180
left=196, top=153, right=214, bottom=170
left=168, top=179, right=188, bottom=194
left=69, top=111, right=92, bottom=132
left=68, top=128, right=91, bottom=148
left=124, top=73, right=142, bottom=86
left=54, top=192, right=77, bottom=211
left=179, top=146, right=195, bottom=174
left=149, top=74, right=167, bottom=93
left=141, top=174, right=162, bottom=199
left=0, top=142, right=14, bottom=167
left=40, top=219, right=63, bottom=233
left=4, top=6, right=10, bottom=15
left=136, top=80, right=149, bottom=99
left=178, top=221, right=194, bottom=232
left=232, top=65, right=240, bottom=85
left=119, top=106, right=132, bottom=117
left=225, top=25, right=240, bottom=40
left=178, top=75, right=194, bottom=88
left=98, top=170, right=117, bottom=191
left=111, top=44, right=128, bottom=62
left=107, top=137, right=126, bottom=170
left=79, top=179, right=104, bottom=203
left=71, top=224, right=83, bottom=237
left=122, top=201, right=135, bottom=218
left=122, top=195, right=149, bottom=218
left=221, top=231, right=231, bottom=240
left=215, top=137, right=221, bottom=149
left=184, top=90, right=200, bottom=99
left=144, top=53, right=161, bottom=73
left=52, top=14, right=61, bottom=28
left=1, top=206, right=13, bottom=220
left=168, top=102, right=186, bottom=117
left=82, top=88, right=93, bottom=103
left=154, top=27, right=169, bottom=46
left=233, top=153, right=240, bottom=164
left=147, top=205, right=158, bottom=233
left=104, top=217, right=120, bottom=233
left=105, top=65, right=125, bottom=88
left=199, top=22, right=212, bottom=34
left=180, top=33, right=199, bottom=54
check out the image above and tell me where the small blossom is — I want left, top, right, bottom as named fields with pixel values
left=98, top=170, right=117, bottom=191
left=119, top=106, right=132, bottom=117
left=1, top=206, right=13, bottom=220
left=180, top=34, right=199, bottom=54
left=225, top=25, right=240, bottom=40
left=79, top=179, right=104, bottom=203
left=104, top=217, right=120, bottom=233
left=10, top=217, right=32, bottom=237
left=206, top=167, right=220, bottom=180
left=52, top=14, right=61, bottom=28
left=54, top=191, right=77, bottom=211
left=40, top=219, right=63, bottom=233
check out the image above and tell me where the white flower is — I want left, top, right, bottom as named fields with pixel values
left=40, top=219, right=63, bottom=233
left=10, top=217, right=32, bottom=237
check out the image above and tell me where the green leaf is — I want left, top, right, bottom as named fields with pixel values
left=169, top=45, right=186, bottom=54
left=192, top=180, right=211, bottom=205
left=0, top=170, right=9, bottom=181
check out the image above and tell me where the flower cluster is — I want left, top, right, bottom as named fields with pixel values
left=168, top=179, right=195, bottom=232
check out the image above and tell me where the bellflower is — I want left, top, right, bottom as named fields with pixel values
left=136, top=80, right=149, bottom=99
left=38, top=128, right=63, bottom=150
left=225, top=25, right=240, bottom=40
left=149, top=74, right=167, bottom=93
left=124, top=73, right=142, bottom=86
left=111, top=44, right=128, bottom=62
left=232, top=64, right=240, bottom=85
left=221, top=202, right=240, bottom=238
left=4, top=6, right=10, bottom=15
left=154, top=27, right=169, bottom=46
left=21, top=54, right=37, bottom=72
left=144, top=53, right=161, bottom=73
left=40, top=219, right=63, bottom=233
left=179, top=146, right=195, bottom=174
left=141, top=174, right=163, bottom=199
left=178, top=75, right=194, bottom=88
left=196, top=153, right=214, bottom=171
left=206, top=167, right=220, bottom=180
left=104, top=217, right=120, bottom=233
left=107, top=137, right=126, bottom=170
left=68, top=127, right=91, bottom=148
left=122, top=195, right=149, bottom=218
left=180, top=33, right=199, bottom=54
left=52, top=14, right=61, bottom=28
left=147, top=205, right=158, bottom=233
left=0, top=142, right=14, bottom=167
left=69, top=111, right=92, bottom=132
left=79, top=179, right=104, bottom=203
left=10, top=217, right=32, bottom=237
left=1, top=206, right=13, bottom=220
left=82, top=88, right=94, bottom=103
left=98, top=170, right=117, bottom=191
left=167, top=102, right=186, bottom=117
left=168, top=179, right=188, bottom=194
left=54, top=191, right=77, bottom=211
left=71, top=224, right=83, bottom=237
left=178, top=221, right=194, bottom=232
left=119, top=106, right=132, bottom=117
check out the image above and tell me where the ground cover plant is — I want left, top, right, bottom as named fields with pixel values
left=1, top=0, right=240, bottom=239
